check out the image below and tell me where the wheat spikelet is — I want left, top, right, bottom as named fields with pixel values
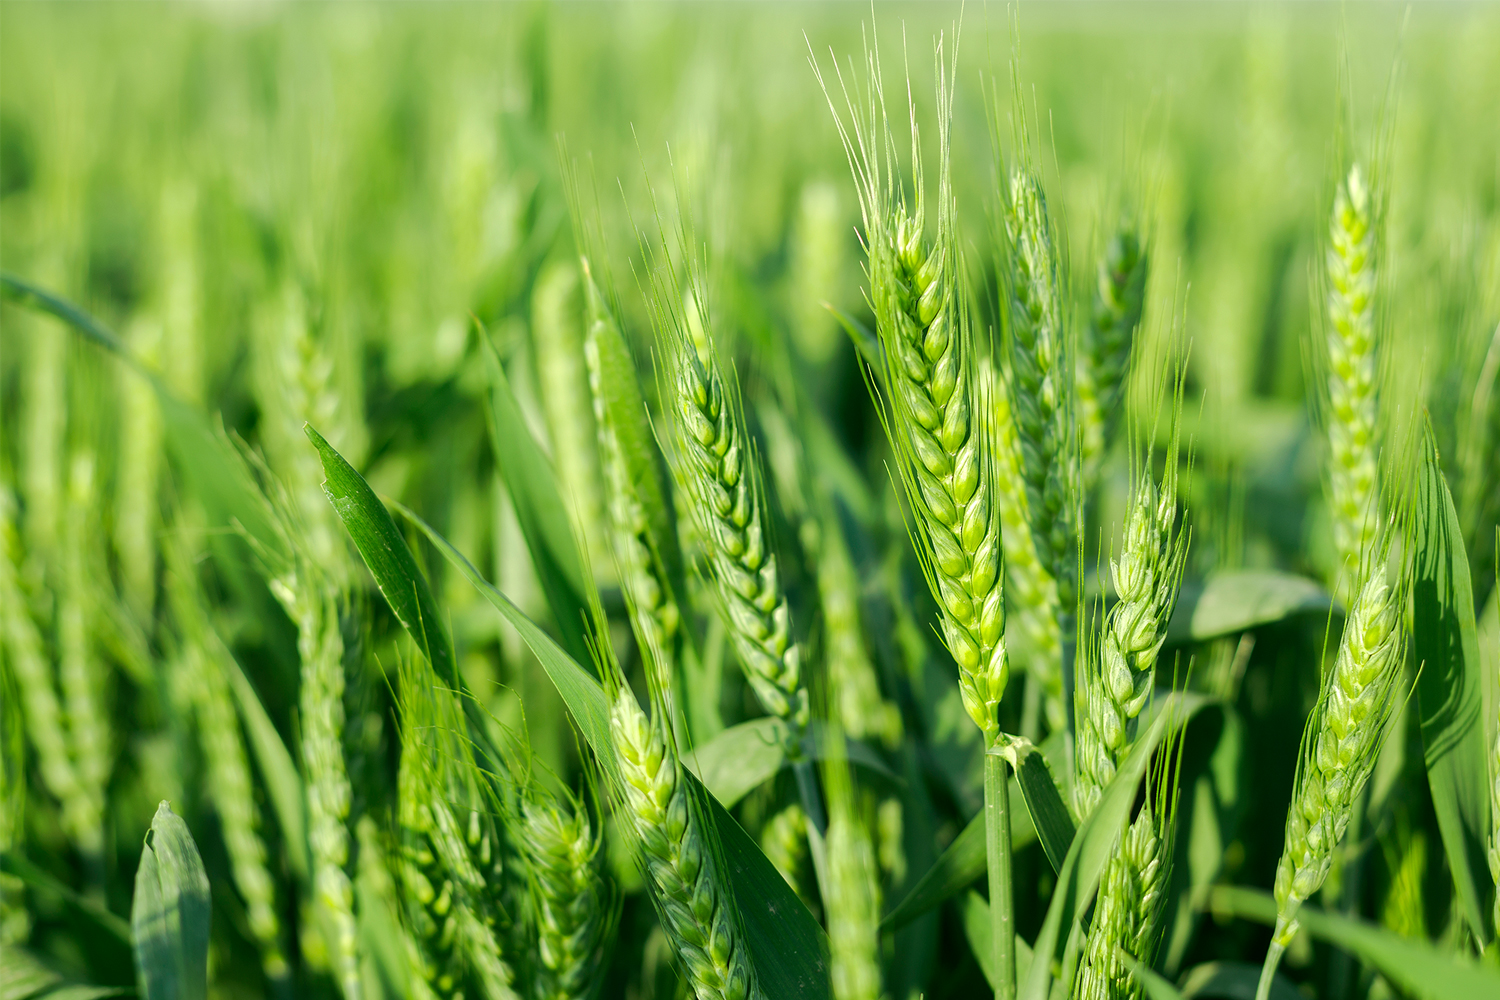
left=116, top=316, right=163, bottom=622
left=1003, top=169, right=1079, bottom=631
left=610, top=686, right=755, bottom=1000
left=1073, top=459, right=1187, bottom=820
left=820, top=36, right=1008, bottom=745
left=521, top=796, right=611, bottom=1000
left=583, top=259, right=683, bottom=657
left=534, top=259, right=610, bottom=578
left=1075, top=809, right=1168, bottom=1000
left=58, top=452, right=109, bottom=865
left=0, top=491, right=88, bottom=851
left=1078, top=228, right=1149, bottom=472
left=1325, top=165, right=1381, bottom=585
left=1270, top=564, right=1404, bottom=948
left=659, top=279, right=808, bottom=735
left=762, top=802, right=812, bottom=902
left=165, top=535, right=287, bottom=982
left=992, top=362, right=1064, bottom=732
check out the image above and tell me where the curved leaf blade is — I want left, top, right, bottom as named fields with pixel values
left=131, top=803, right=211, bottom=1000
left=305, top=424, right=456, bottom=683
left=1167, top=571, right=1331, bottom=645
left=1413, top=425, right=1492, bottom=943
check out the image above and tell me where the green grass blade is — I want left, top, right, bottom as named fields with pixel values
left=997, top=738, right=1077, bottom=873
left=1, top=850, right=131, bottom=942
left=880, top=785, right=1038, bottom=932
left=1413, top=424, right=1493, bottom=944
left=479, top=332, right=595, bottom=666
left=130, top=803, right=211, bottom=1000
left=1021, top=693, right=1212, bottom=1000
left=1209, top=886, right=1500, bottom=1000
left=305, top=424, right=456, bottom=682
left=394, top=499, right=833, bottom=998
left=1166, top=571, right=1332, bottom=645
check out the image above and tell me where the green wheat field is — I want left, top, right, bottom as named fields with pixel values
left=1, top=3, right=1498, bottom=1000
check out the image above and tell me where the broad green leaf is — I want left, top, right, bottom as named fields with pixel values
left=1022, top=693, right=1211, bottom=1000
left=478, top=331, right=594, bottom=666
left=960, top=890, right=1034, bottom=990
left=130, top=803, right=211, bottom=1000
left=1179, top=960, right=1300, bottom=1000
left=393, top=501, right=833, bottom=1000
left=305, top=425, right=456, bottom=683
left=1208, top=886, right=1500, bottom=1000
left=996, top=737, right=1077, bottom=873
left=682, top=718, right=902, bottom=809
left=880, top=782, right=1037, bottom=931
left=1166, top=571, right=1331, bottom=645
left=1413, top=425, right=1492, bottom=943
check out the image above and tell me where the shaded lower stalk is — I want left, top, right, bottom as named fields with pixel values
left=985, top=752, right=1016, bottom=1000
left=794, top=757, right=831, bottom=892
left=1256, top=936, right=1288, bottom=1000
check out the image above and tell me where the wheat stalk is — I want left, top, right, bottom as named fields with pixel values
left=1074, top=455, right=1188, bottom=820
left=1325, top=164, right=1381, bottom=586
left=1078, top=227, right=1149, bottom=472
left=1258, top=559, right=1404, bottom=1000
left=610, top=685, right=756, bottom=1000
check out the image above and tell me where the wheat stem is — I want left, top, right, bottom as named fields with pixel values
left=984, top=753, right=1017, bottom=1000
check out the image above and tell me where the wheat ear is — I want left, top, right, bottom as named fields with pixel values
left=993, top=362, right=1065, bottom=733
left=1078, top=227, right=1149, bottom=472
left=1258, top=558, right=1405, bottom=1000
left=820, top=36, right=1007, bottom=745
left=1325, top=165, right=1381, bottom=584
left=1003, top=169, right=1079, bottom=649
left=522, top=794, right=611, bottom=1000
left=611, top=686, right=756, bottom=1000
left=824, top=729, right=881, bottom=1000
left=1073, top=457, right=1188, bottom=820
left=659, top=278, right=808, bottom=735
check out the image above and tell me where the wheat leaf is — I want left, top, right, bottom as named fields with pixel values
left=1413, top=423, right=1493, bottom=944
left=130, top=803, right=210, bottom=1000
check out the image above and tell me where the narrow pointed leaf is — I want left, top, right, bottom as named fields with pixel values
left=305, top=424, right=456, bottom=683
left=960, top=890, right=1034, bottom=990
left=1413, top=424, right=1492, bottom=943
left=1208, top=886, right=1500, bottom=1000
left=479, top=332, right=594, bottom=666
left=130, top=803, right=211, bottom=1000
left=880, top=784, right=1037, bottom=931
left=998, top=737, right=1077, bottom=872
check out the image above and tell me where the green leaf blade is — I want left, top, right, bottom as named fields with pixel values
left=130, top=802, right=211, bottom=1000
left=1413, top=425, right=1493, bottom=944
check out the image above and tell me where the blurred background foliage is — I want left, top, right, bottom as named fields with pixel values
left=1, top=2, right=1497, bottom=998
